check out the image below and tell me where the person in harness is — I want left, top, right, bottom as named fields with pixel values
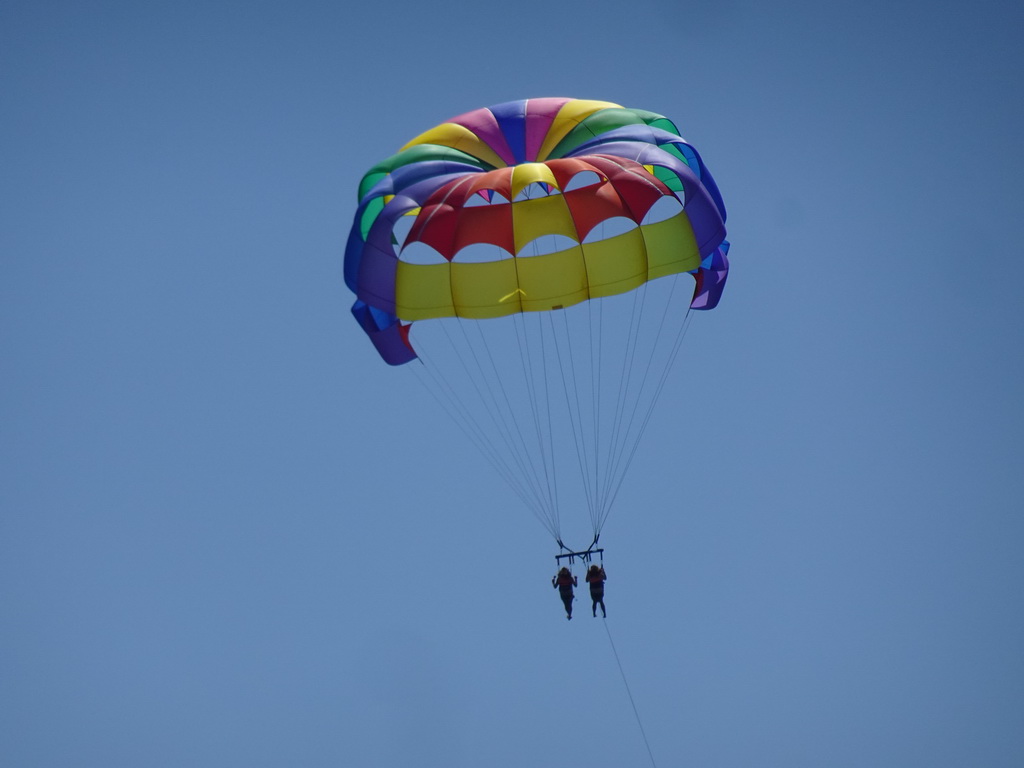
left=552, top=566, right=577, bottom=620
left=586, top=564, right=607, bottom=617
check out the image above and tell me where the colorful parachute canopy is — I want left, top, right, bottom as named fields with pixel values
left=345, top=98, right=729, bottom=365
left=344, top=99, right=730, bottom=545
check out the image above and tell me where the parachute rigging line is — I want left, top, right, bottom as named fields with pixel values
left=512, top=309, right=560, bottom=535
left=548, top=310, right=597, bottom=532
left=600, top=279, right=697, bottom=525
left=410, top=356, right=552, bottom=532
left=411, top=342, right=561, bottom=539
left=589, top=297, right=604, bottom=527
left=599, top=277, right=649, bottom=525
left=532, top=309, right=562, bottom=536
left=467, top=316, right=552, bottom=515
left=409, top=272, right=698, bottom=546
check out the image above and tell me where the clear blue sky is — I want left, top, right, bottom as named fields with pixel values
left=2, top=1, right=1023, bottom=766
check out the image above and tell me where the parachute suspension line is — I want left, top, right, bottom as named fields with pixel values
left=572, top=303, right=601, bottom=539
left=591, top=297, right=605, bottom=534
left=606, top=279, right=657, bottom=513
left=535, top=310, right=562, bottom=539
left=597, top=289, right=637, bottom=518
left=599, top=279, right=651, bottom=522
left=408, top=363, right=521, bottom=506
left=604, top=620, right=659, bottom=768
left=433, top=319, right=556, bottom=533
left=570, top=308, right=601, bottom=532
left=596, top=274, right=680, bottom=531
left=411, top=352, right=508, bottom=485
left=520, top=236, right=563, bottom=541
left=597, top=275, right=694, bottom=532
left=549, top=310, right=598, bottom=531
left=593, top=296, right=606, bottom=536
left=408, top=357, right=555, bottom=536
left=452, top=318, right=556, bottom=523
left=512, top=310, right=561, bottom=541
left=602, top=281, right=696, bottom=522
left=609, top=306, right=694, bottom=510
left=469, top=317, right=559, bottom=526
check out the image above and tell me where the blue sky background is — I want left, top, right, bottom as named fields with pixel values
left=3, top=1, right=1023, bottom=766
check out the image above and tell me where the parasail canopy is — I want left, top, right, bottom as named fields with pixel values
left=344, top=98, right=730, bottom=548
